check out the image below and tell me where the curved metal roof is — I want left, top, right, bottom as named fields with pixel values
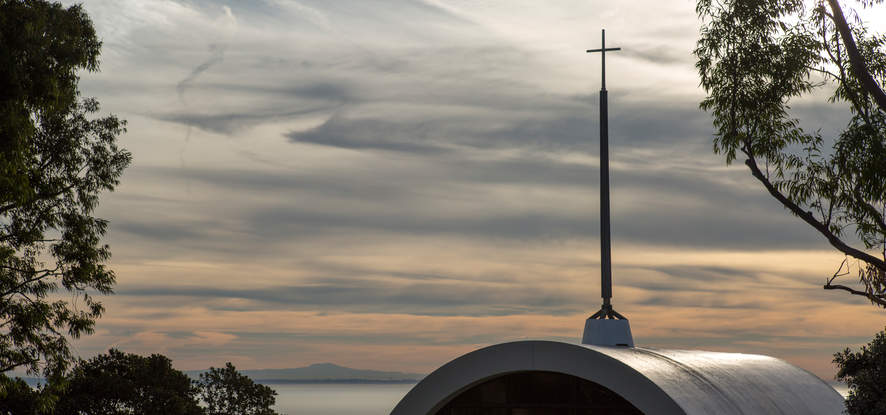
left=391, top=340, right=844, bottom=415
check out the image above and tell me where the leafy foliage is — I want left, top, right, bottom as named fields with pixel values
left=1, top=351, right=283, bottom=415
left=834, top=328, right=886, bottom=414
left=695, top=0, right=886, bottom=306
left=54, top=349, right=203, bottom=415
left=0, top=0, right=130, bottom=375
left=197, top=362, right=280, bottom=415
left=0, top=375, right=45, bottom=415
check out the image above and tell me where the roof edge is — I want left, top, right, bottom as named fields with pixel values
left=390, top=340, right=685, bottom=415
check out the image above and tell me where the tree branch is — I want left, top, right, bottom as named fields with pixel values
left=0, top=358, right=39, bottom=373
left=0, top=268, right=58, bottom=298
left=744, top=153, right=886, bottom=269
left=821, top=14, right=876, bottom=124
left=827, top=0, right=886, bottom=111
left=0, top=173, right=86, bottom=216
left=808, top=65, right=840, bottom=80
left=824, top=282, right=886, bottom=306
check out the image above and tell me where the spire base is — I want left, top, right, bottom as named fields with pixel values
left=589, top=303, right=626, bottom=320
left=582, top=303, right=633, bottom=347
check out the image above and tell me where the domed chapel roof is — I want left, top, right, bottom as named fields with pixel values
left=391, top=340, right=844, bottom=415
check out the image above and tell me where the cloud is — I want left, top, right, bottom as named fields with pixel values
left=116, top=220, right=207, bottom=242
left=620, top=45, right=692, bottom=65
left=159, top=106, right=335, bottom=135
left=177, top=43, right=226, bottom=100
left=114, top=330, right=237, bottom=356
left=286, top=115, right=451, bottom=154
left=278, top=95, right=712, bottom=155
left=283, top=0, right=329, bottom=29
left=107, top=246, right=844, bottom=320
left=122, top=150, right=825, bottom=252
left=116, top=277, right=585, bottom=316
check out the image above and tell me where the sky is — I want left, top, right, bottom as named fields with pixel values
left=55, top=0, right=886, bottom=380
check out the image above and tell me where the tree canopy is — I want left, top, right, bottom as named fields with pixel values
left=0, top=0, right=130, bottom=375
left=695, top=0, right=886, bottom=306
left=0, top=375, right=45, bottom=415
left=835, top=328, right=886, bottom=414
left=0, top=350, right=283, bottom=415
left=197, top=362, right=280, bottom=415
left=54, top=349, right=203, bottom=415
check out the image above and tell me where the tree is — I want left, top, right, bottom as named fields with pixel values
left=0, top=375, right=44, bottom=415
left=695, top=0, right=886, bottom=306
left=197, top=362, right=279, bottom=415
left=0, top=0, right=130, bottom=376
left=54, top=349, right=203, bottom=415
left=834, top=328, right=886, bottom=414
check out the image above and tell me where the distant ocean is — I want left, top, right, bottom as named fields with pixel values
left=269, top=383, right=414, bottom=415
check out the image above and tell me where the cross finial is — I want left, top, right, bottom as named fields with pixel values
left=586, top=29, right=621, bottom=91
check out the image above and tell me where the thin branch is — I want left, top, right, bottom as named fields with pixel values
left=824, top=282, right=886, bottom=306
left=826, top=0, right=886, bottom=111
left=808, top=65, right=841, bottom=80
left=744, top=152, right=886, bottom=270
left=825, top=192, right=836, bottom=228
left=827, top=257, right=850, bottom=285
left=0, top=172, right=87, bottom=216
left=0, top=269, right=59, bottom=298
left=0, top=358, right=39, bottom=373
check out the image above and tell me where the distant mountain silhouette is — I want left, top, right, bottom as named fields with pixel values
left=186, top=362, right=424, bottom=383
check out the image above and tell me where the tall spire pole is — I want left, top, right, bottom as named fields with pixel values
left=586, top=29, right=625, bottom=320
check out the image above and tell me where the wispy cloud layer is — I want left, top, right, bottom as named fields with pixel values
left=59, top=0, right=879, bottom=380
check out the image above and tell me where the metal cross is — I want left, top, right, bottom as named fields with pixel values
left=586, top=29, right=624, bottom=320
left=586, top=29, right=621, bottom=91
